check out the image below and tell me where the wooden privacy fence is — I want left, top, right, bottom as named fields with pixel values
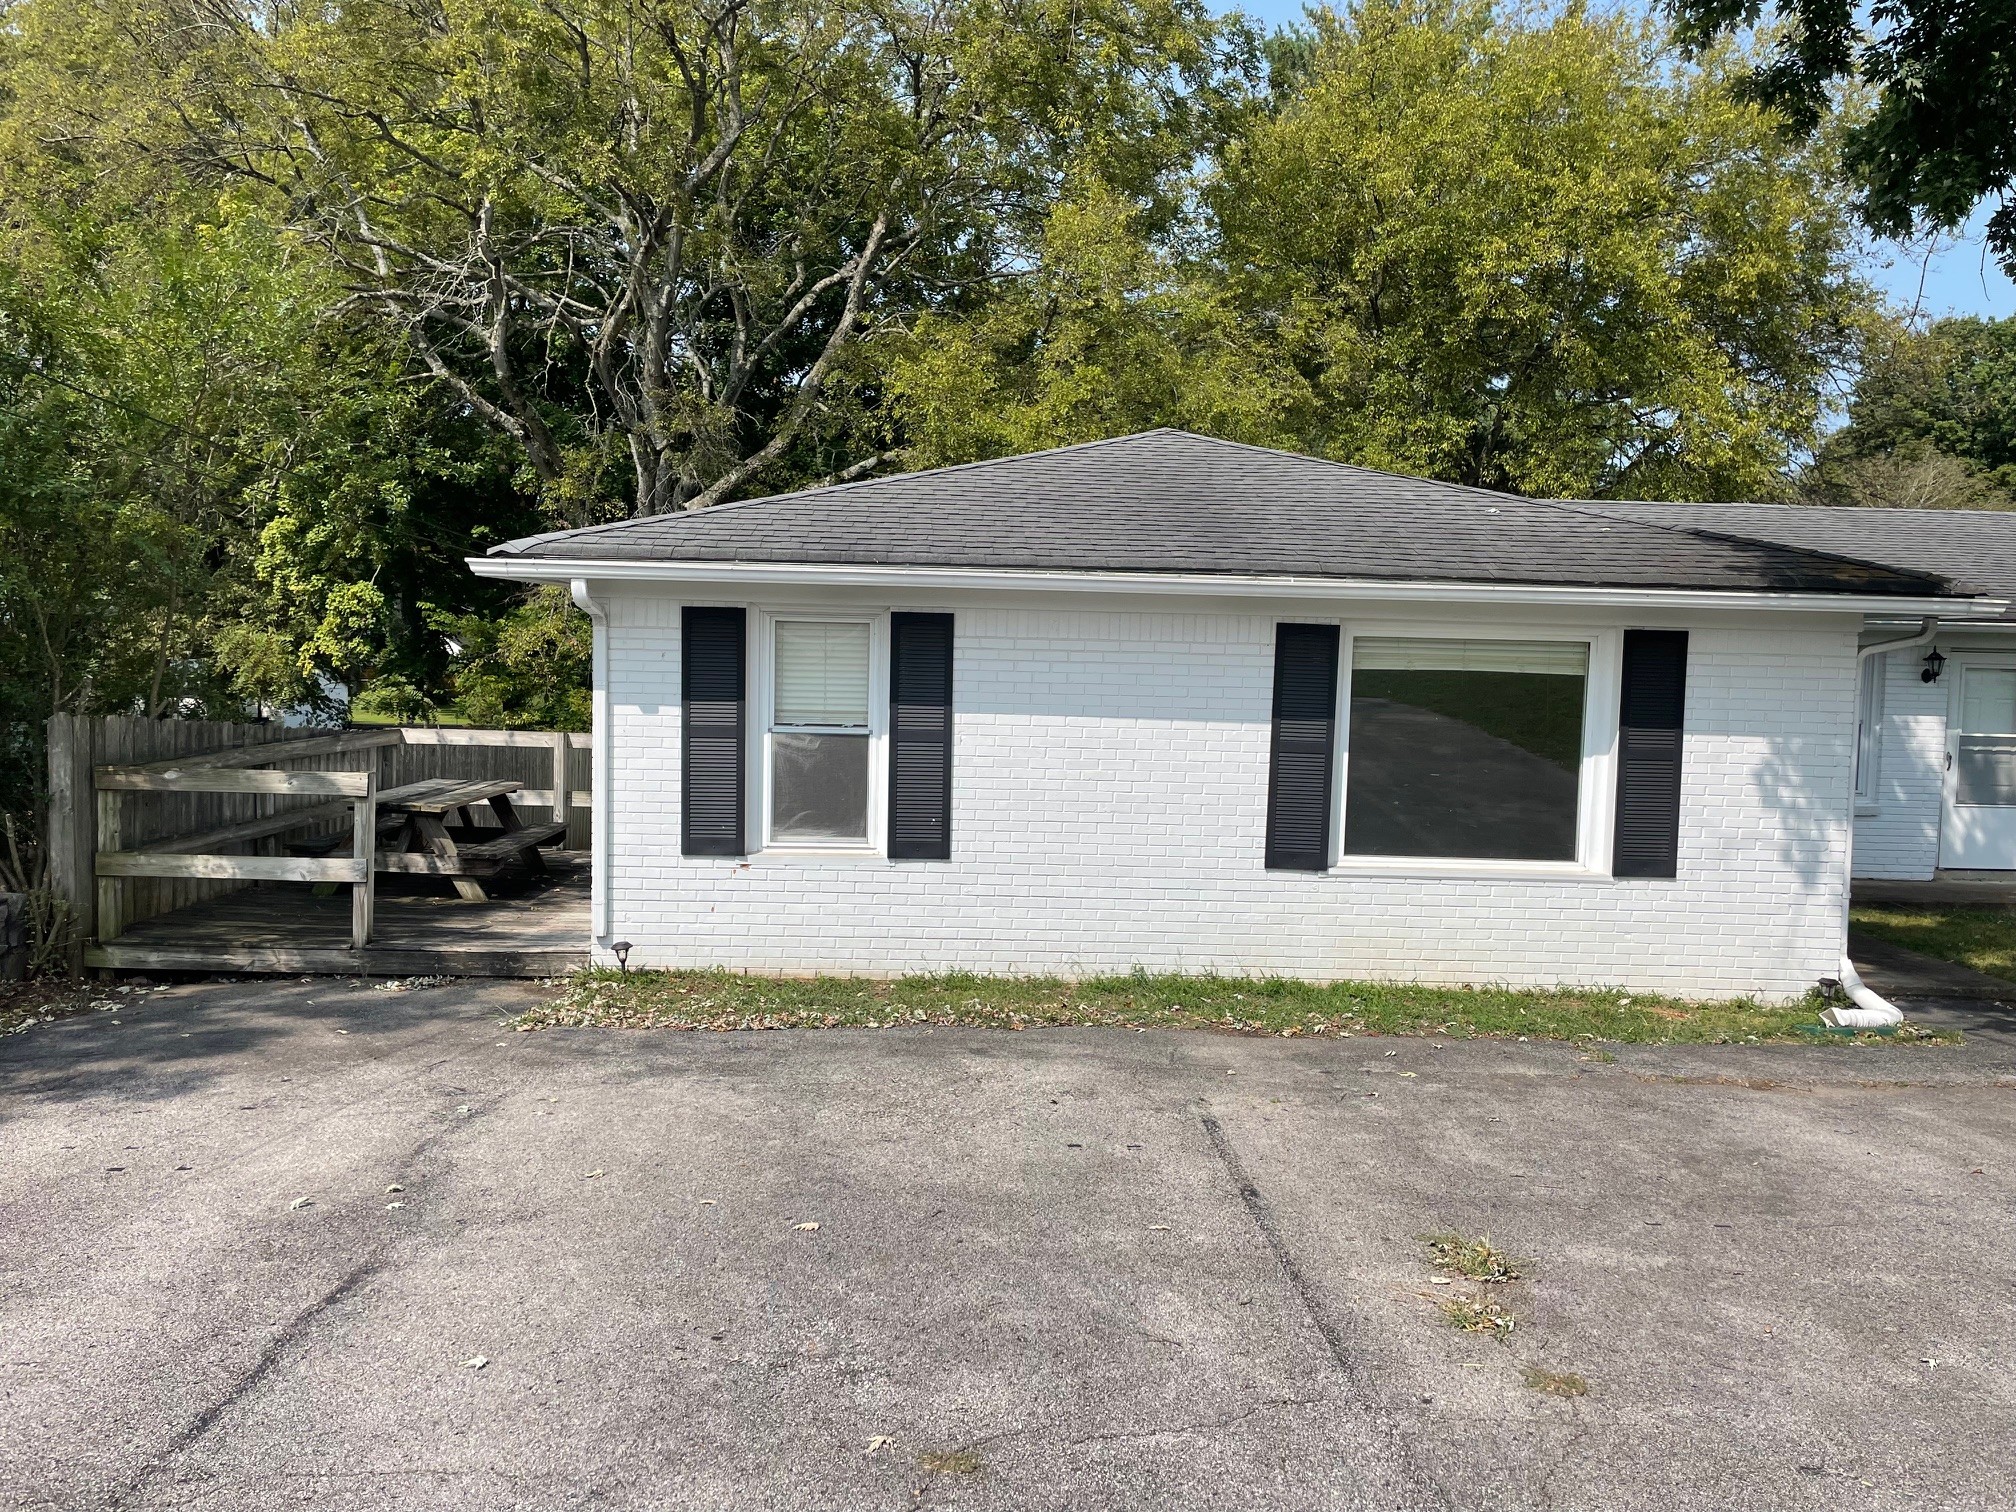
left=47, top=715, right=590, bottom=969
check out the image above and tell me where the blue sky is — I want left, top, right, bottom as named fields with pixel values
left=1218, top=0, right=2012, bottom=322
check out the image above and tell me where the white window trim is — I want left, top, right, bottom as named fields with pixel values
left=1326, top=622, right=1623, bottom=880
left=1854, top=652, right=1885, bottom=815
left=750, top=608, right=889, bottom=857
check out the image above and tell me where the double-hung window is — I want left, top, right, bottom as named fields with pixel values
left=766, top=619, right=877, bottom=848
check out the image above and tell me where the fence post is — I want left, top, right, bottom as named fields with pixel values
left=45, top=714, right=93, bottom=971
left=95, top=786, right=124, bottom=944
left=550, top=732, right=571, bottom=833
left=351, top=771, right=377, bottom=950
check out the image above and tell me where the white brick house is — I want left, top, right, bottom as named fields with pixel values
left=1590, top=501, right=2016, bottom=886
left=473, top=431, right=2010, bottom=1001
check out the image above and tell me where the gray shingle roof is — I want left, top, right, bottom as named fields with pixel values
left=1573, top=500, right=2016, bottom=618
left=493, top=429, right=1966, bottom=600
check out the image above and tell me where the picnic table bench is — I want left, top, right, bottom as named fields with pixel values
left=293, top=777, right=566, bottom=902
left=374, top=778, right=567, bottom=901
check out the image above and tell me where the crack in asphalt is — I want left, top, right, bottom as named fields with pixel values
left=1200, top=1112, right=1454, bottom=1512
left=109, top=1255, right=386, bottom=1509
left=1199, top=1114, right=1359, bottom=1381
left=104, top=1087, right=504, bottom=1509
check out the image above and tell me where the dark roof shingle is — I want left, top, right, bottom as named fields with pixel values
left=1573, top=500, right=2016, bottom=615
left=493, top=430, right=1965, bottom=599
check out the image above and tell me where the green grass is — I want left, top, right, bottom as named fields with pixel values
left=1853, top=904, right=2016, bottom=984
left=346, top=708, right=474, bottom=728
left=508, top=968, right=1942, bottom=1045
left=1438, top=1293, right=1517, bottom=1336
left=1422, top=1232, right=1528, bottom=1283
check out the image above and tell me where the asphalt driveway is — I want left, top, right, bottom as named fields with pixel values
left=3, top=979, right=2013, bottom=1512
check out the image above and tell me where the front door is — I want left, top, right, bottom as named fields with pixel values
left=1941, top=659, right=2016, bottom=869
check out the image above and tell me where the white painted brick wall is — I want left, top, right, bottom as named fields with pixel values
left=1849, top=650, right=1947, bottom=881
left=599, top=592, right=1858, bottom=1001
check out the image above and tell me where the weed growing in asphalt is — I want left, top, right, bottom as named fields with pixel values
left=1423, top=1232, right=1528, bottom=1283
left=1438, top=1293, right=1517, bottom=1337
left=1521, top=1365, right=1589, bottom=1397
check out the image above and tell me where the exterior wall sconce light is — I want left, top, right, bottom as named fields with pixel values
left=1922, top=648, right=1947, bottom=683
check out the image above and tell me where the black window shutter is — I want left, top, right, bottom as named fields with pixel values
left=1265, top=623, right=1341, bottom=872
left=682, top=606, right=746, bottom=857
left=1613, top=629, right=1688, bottom=878
left=888, top=612, right=954, bottom=860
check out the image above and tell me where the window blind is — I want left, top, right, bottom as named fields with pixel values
left=774, top=621, right=870, bottom=727
left=1352, top=637, right=1589, bottom=676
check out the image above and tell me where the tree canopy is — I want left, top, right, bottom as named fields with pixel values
left=1667, top=0, right=2016, bottom=276
left=2, top=0, right=2009, bottom=832
left=1805, top=316, right=2016, bottom=509
left=894, top=0, right=1875, bottom=499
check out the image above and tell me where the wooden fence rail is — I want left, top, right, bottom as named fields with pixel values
left=93, top=767, right=375, bottom=948
left=47, top=716, right=590, bottom=970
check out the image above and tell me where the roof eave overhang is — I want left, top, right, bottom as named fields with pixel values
left=467, top=554, right=2009, bottom=620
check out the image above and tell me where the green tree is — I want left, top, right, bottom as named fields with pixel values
left=894, top=1, right=1878, bottom=501
left=1211, top=0, right=1872, bottom=499
left=1668, top=0, right=2016, bottom=275
left=439, top=587, right=593, bottom=732
left=1804, top=316, right=2016, bottom=509
left=887, top=180, right=1309, bottom=467
left=40, top=0, right=1241, bottom=515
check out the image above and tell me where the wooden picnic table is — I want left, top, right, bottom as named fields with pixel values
left=373, top=778, right=568, bottom=901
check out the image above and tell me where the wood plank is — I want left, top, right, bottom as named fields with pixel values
left=398, top=728, right=563, bottom=749
left=86, top=941, right=587, bottom=977
left=96, top=787, right=123, bottom=943
left=384, top=778, right=523, bottom=814
left=413, top=813, right=489, bottom=900
left=95, top=853, right=367, bottom=883
left=352, top=776, right=376, bottom=949
left=512, top=789, right=593, bottom=811
left=142, top=800, right=354, bottom=855
left=549, top=731, right=570, bottom=835
left=375, top=823, right=567, bottom=874
left=96, top=768, right=372, bottom=796
left=45, top=715, right=89, bottom=967
left=101, top=729, right=400, bottom=777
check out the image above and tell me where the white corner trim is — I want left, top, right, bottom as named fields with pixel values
left=476, top=555, right=2007, bottom=619
left=569, top=578, right=613, bottom=943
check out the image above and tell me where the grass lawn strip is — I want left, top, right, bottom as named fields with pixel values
left=514, top=968, right=1953, bottom=1045
left=1852, top=904, right=2016, bottom=986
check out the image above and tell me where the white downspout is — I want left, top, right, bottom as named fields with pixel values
left=571, top=578, right=614, bottom=948
left=1823, top=617, right=1939, bottom=1028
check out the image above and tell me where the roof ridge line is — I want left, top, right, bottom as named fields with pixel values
left=491, top=430, right=1555, bottom=556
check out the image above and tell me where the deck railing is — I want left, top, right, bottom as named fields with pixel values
left=47, top=716, right=590, bottom=968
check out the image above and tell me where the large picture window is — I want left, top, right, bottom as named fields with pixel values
left=768, top=620, right=873, bottom=845
left=1343, top=637, right=1589, bottom=862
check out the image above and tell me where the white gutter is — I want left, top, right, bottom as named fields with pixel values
left=570, top=578, right=614, bottom=947
left=1824, top=617, right=1942, bottom=1028
left=470, top=555, right=2008, bottom=621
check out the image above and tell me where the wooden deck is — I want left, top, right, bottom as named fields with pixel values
left=85, top=853, right=590, bottom=978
